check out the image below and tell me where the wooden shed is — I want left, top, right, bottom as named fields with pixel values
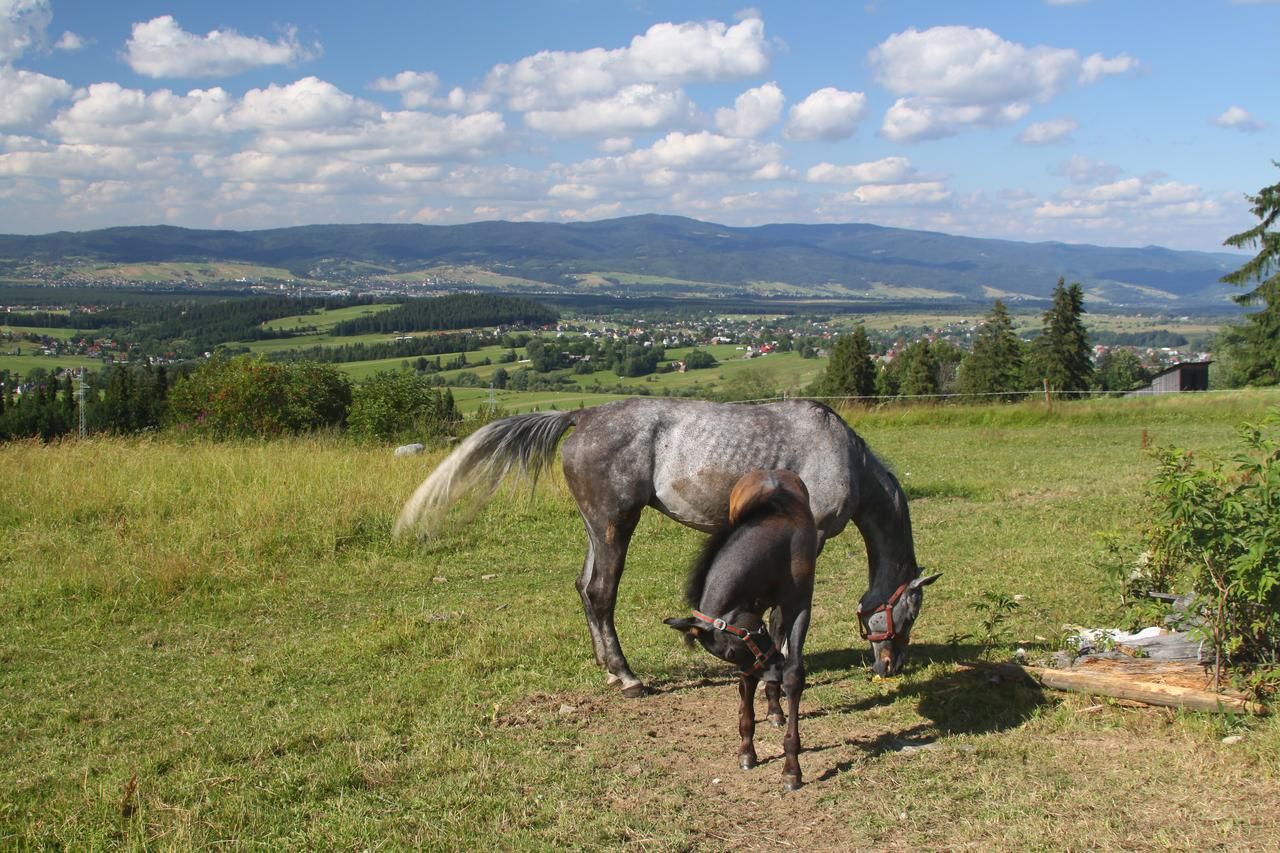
left=1127, top=361, right=1210, bottom=396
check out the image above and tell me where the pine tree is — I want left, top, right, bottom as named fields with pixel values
left=1220, top=164, right=1280, bottom=385
left=1031, top=278, right=1092, bottom=397
left=899, top=340, right=939, bottom=397
left=959, top=299, right=1025, bottom=400
left=814, top=326, right=876, bottom=398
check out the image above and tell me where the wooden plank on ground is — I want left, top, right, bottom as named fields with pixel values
left=961, top=660, right=1268, bottom=716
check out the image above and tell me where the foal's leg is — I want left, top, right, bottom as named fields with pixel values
left=781, top=670, right=804, bottom=791
left=779, top=604, right=811, bottom=792
left=738, top=673, right=760, bottom=770
left=764, top=610, right=786, bottom=727
left=764, top=682, right=785, bottom=728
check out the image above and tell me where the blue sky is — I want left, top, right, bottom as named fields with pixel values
left=1, top=0, right=1277, bottom=251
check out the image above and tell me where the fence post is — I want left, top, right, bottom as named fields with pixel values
left=1043, top=378, right=1053, bottom=412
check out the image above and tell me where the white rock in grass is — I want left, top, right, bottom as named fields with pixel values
left=1222, top=735, right=1244, bottom=745
left=394, top=443, right=425, bottom=457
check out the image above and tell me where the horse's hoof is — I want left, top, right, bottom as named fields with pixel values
left=782, top=775, right=802, bottom=792
left=767, top=712, right=786, bottom=728
left=740, top=755, right=757, bottom=771
left=620, top=682, right=649, bottom=698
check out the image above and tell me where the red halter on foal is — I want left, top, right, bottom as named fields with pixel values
left=690, top=609, right=782, bottom=676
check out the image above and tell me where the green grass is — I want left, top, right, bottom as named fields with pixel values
left=0, top=353, right=104, bottom=374
left=0, top=325, right=81, bottom=341
left=6, top=393, right=1278, bottom=847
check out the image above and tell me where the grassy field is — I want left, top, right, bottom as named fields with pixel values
left=3, top=390, right=1279, bottom=848
left=0, top=325, right=81, bottom=341
left=69, top=262, right=300, bottom=284
left=0, top=353, right=103, bottom=374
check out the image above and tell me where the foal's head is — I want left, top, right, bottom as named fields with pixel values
left=665, top=610, right=778, bottom=673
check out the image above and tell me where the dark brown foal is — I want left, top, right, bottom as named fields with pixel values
left=665, top=468, right=817, bottom=791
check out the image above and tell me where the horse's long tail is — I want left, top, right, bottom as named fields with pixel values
left=394, top=409, right=579, bottom=537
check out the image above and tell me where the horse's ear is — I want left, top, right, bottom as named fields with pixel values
left=911, top=572, right=942, bottom=590
left=664, top=617, right=704, bottom=638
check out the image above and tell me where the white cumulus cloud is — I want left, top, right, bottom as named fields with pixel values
left=125, top=15, right=318, bottom=78
left=784, top=87, right=866, bottom=141
left=523, top=83, right=697, bottom=136
left=0, top=64, right=71, bottom=128
left=806, top=156, right=916, bottom=185
left=369, top=70, right=440, bottom=109
left=870, top=26, right=1136, bottom=142
left=233, top=77, right=376, bottom=131
left=486, top=15, right=769, bottom=112
left=1211, top=105, right=1266, bottom=132
left=53, top=30, right=82, bottom=51
left=0, top=0, right=50, bottom=63
left=714, top=81, right=784, bottom=138
left=51, top=82, right=234, bottom=145
left=1018, top=117, right=1078, bottom=145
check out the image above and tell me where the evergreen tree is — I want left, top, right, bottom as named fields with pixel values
left=959, top=299, right=1026, bottom=400
left=898, top=340, right=939, bottom=397
left=1219, top=163, right=1280, bottom=385
left=813, top=326, right=876, bottom=398
left=1095, top=349, right=1150, bottom=393
left=1031, top=278, right=1092, bottom=397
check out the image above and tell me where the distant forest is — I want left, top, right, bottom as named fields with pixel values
left=329, top=294, right=557, bottom=335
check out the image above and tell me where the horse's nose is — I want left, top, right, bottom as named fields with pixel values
left=871, top=644, right=895, bottom=676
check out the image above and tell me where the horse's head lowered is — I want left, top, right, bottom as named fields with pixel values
left=664, top=610, right=781, bottom=676
left=858, top=570, right=941, bottom=676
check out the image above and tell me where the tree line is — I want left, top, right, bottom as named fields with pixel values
left=0, top=356, right=462, bottom=445
left=810, top=279, right=1115, bottom=400
left=329, top=294, right=557, bottom=335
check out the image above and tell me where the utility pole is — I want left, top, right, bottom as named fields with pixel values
left=77, top=368, right=87, bottom=439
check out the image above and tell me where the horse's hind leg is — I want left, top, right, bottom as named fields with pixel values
left=574, top=509, right=645, bottom=696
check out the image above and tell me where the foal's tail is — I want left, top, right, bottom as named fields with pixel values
left=394, top=409, right=578, bottom=537
left=727, top=468, right=811, bottom=526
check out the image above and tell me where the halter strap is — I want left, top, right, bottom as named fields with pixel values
left=690, top=609, right=782, bottom=677
left=856, top=579, right=912, bottom=643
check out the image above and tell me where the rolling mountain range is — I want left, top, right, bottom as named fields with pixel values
left=0, top=215, right=1247, bottom=308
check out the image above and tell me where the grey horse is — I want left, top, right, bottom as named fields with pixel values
left=396, top=397, right=938, bottom=696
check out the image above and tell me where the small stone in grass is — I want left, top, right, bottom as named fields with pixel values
left=1222, top=735, right=1244, bottom=745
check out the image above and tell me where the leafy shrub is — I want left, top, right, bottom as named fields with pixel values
left=167, top=354, right=351, bottom=439
left=346, top=370, right=460, bottom=444
left=1129, top=408, right=1280, bottom=675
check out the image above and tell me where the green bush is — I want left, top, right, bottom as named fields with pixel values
left=1134, top=408, right=1280, bottom=674
left=167, top=354, right=351, bottom=439
left=346, top=370, right=459, bottom=444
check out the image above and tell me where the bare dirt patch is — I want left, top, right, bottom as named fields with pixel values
left=498, top=670, right=1280, bottom=851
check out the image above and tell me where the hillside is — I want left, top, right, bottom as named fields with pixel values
left=0, top=215, right=1246, bottom=307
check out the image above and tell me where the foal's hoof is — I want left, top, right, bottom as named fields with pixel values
left=740, top=754, right=757, bottom=771
left=620, top=682, right=649, bottom=699
left=767, top=712, right=786, bottom=728
left=782, top=774, right=803, bottom=792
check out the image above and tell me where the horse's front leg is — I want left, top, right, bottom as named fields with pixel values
left=737, top=673, right=760, bottom=770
